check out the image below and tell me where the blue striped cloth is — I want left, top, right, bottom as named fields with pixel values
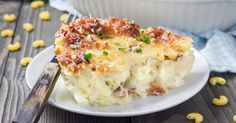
left=164, top=25, right=236, bottom=73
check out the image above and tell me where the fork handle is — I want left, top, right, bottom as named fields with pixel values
left=12, top=62, right=61, bottom=123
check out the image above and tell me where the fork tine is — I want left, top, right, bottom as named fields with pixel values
left=65, top=13, right=83, bottom=24
left=72, top=14, right=77, bottom=22
left=65, top=13, right=76, bottom=23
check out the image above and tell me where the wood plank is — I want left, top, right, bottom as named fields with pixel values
left=200, top=72, right=236, bottom=123
left=1, top=1, right=130, bottom=123
left=131, top=92, right=218, bottom=123
left=0, top=1, right=22, bottom=123
left=131, top=72, right=236, bottom=123
left=40, top=105, right=130, bottom=123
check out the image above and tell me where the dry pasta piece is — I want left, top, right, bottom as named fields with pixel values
left=60, top=13, right=69, bottom=22
left=212, top=95, right=228, bottom=106
left=233, top=115, right=236, bottom=122
left=32, top=40, right=45, bottom=48
left=23, top=23, right=34, bottom=32
left=7, top=42, right=21, bottom=52
left=209, top=77, right=226, bottom=86
left=3, top=14, right=16, bottom=22
left=39, top=11, right=50, bottom=21
left=1, top=29, right=14, bottom=38
left=31, top=0, right=45, bottom=9
left=186, top=113, right=203, bottom=123
left=20, top=57, right=32, bottom=67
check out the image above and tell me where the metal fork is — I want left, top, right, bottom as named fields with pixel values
left=12, top=14, right=78, bottom=123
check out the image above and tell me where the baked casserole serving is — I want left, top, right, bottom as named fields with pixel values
left=54, top=17, right=195, bottom=106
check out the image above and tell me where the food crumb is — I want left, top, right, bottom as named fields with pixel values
left=3, top=14, right=16, bottom=22
left=233, top=115, right=236, bottom=122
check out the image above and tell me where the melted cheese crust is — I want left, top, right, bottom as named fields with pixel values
left=55, top=17, right=195, bottom=106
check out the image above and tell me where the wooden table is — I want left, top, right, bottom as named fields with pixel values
left=0, top=1, right=236, bottom=123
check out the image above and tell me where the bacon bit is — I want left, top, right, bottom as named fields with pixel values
left=103, top=17, right=141, bottom=37
left=144, top=27, right=179, bottom=44
left=148, top=85, right=166, bottom=95
left=90, top=63, right=96, bottom=71
left=68, top=64, right=78, bottom=72
left=57, top=17, right=142, bottom=51
left=113, top=87, right=127, bottom=98
left=59, top=55, right=72, bottom=66
left=128, top=88, right=136, bottom=94
left=177, top=54, right=183, bottom=58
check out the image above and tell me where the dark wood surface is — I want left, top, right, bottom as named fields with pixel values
left=13, top=62, right=61, bottom=123
left=0, top=1, right=236, bottom=123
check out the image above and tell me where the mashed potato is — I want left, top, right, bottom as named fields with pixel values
left=55, top=17, right=195, bottom=106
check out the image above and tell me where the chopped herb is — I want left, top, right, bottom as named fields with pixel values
left=105, top=34, right=111, bottom=39
left=83, top=33, right=88, bottom=36
left=83, top=52, right=92, bottom=61
left=96, top=31, right=102, bottom=36
left=139, top=29, right=144, bottom=34
left=118, top=47, right=126, bottom=51
left=70, top=45, right=78, bottom=50
left=140, top=35, right=150, bottom=44
left=129, top=20, right=135, bottom=25
left=102, top=50, right=108, bottom=55
left=130, top=22, right=135, bottom=26
left=134, top=48, right=142, bottom=53
left=114, top=42, right=120, bottom=46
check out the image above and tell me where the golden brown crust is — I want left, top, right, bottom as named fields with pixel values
left=55, top=17, right=192, bottom=74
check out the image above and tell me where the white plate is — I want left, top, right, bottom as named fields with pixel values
left=26, top=45, right=209, bottom=117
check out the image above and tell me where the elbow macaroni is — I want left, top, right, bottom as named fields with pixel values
left=39, top=11, right=50, bottom=21
left=23, top=23, right=34, bottom=32
left=7, top=42, right=21, bottom=52
left=20, top=57, right=32, bottom=67
left=209, top=77, right=226, bottom=86
left=3, top=14, right=16, bottom=22
left=186, top=113, right=203, bottom=123
left=60, top=14, right=68, bottom=22
left=212, top=95, right=228, bottom=106
left=31, top=1, right=45, bottom=9
left=233, top=115, right=236, bottom=122
left=1, top=29, right=14, bottom=38
left=32, top=40, right=45, bottom=48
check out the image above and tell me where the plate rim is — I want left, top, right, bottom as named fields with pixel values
left=26, top=45, right=210, bottom=117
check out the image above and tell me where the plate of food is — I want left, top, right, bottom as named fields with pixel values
left=26, top=17, right=209, bottom=117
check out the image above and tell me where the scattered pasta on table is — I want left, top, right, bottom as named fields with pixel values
left=212, top=95, right=228, bottom=106
left=1, top=29, right=14, bottom=38
left=32, top=40, right=45, bottom=48
left=60, top=13, right=68, bottom=22
left=186, top=112, right=203, bottom=123
left=20, top=57, right=32, bottom=67
left=7, top=42, right=21, bottom=52
left=3, top=14, right=16, bottom=22
left=23, top=23, right=34, bottom=32
left=39, top=11, right=50, bottom=21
